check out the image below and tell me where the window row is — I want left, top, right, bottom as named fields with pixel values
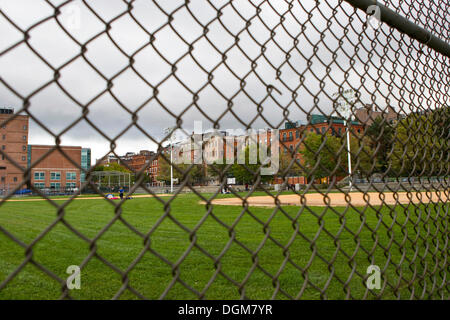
left=1, top=177, right=18, bottom=182
left=34, top=183, right=77, bottom=189
left=1, top=155, right=26, bottom=161
left=0, top=125, right=27, bottom=130
left=1, top=135, right=27, bottom=140
left=34, top=172, right=77, bottom=181
left=1, top=145, right=27, bottom=151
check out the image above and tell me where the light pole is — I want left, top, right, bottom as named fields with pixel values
left=333, top=89, right=356, bottom=191
left=164, top=127, right=177, bottom=193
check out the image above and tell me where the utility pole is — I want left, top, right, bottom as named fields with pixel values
left=163, top=127, right=177, bottom=193
left=344, top=117, right=353, bottom=191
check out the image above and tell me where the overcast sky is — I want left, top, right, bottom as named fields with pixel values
left=1, top=0, right=448, bottom=164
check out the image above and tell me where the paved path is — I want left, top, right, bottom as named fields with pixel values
left=207, top=191, right=447, bottom=207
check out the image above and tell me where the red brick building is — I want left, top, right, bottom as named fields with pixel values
left=149, top=117, right=364, bottom=186
left=122, top=114, right=366, bottom=187
left=0, top=107, right=29, bottom=190
left=354, top=104, right=398, bottom=126
left=29, top=145, right=83, bottom=190
left=279, top=115, right=364, bottom=156
left=148, top=146, right=172, bottom=185
left=119, top=150, right=152, bottom=172
left=149, top=156, right=160, bottom=184
left=96, top=153, right=120, bottom=166
left=97, top=150, right=160, bottom=185
left=276, top=115, right=365, bottom=185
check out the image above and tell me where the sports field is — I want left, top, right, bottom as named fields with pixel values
left=0, top=192, right=447, bottom=299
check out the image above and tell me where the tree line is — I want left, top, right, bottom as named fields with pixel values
left=93, top=106, right=448, bottom=185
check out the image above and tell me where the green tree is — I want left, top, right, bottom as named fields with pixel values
left=231, top=146, right=273, bottom=184
left=391, top=110, right=448, bottom=177
left=300, top=133, right=343, bottom=179
left=300, top=132, right=374, bottom=180
left=208, top=156, right=233, bottom=182
left=189, top=164, right=206, bottom=185
left=278, top=145, right=303, bottom=178
left=157, top=156, right=205, bottom=185
left=93, top=162, right=132, bottom=173
left=93, top=165, right=104, bottom=171
left=349, top=135, right=380, bottom=178
left=92, top=162, right=134, bottom=185
left=366, top=116, right=394, bottom=173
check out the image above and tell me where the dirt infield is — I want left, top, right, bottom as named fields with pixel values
left=4, top=194, right=170, bottom=202
left=208, top=191, right=447, bottom=207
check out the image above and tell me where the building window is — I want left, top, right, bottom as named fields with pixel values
left=321, top=127, right=326, bottom=133
left=296, top=130, right=299, bottom=138
left=23, top=135, right=27, bottom=140
left=289, top=145, right=293, bottom=153
left=310, top=129, right=313, bottom=132
left=34, top=172, right=45, bottom=180
left=50, top=172, right=61, bottom=180
left=34, top=183, right=45, bottom=189
left=338, top=128, right=342, bottom=134
left=283, top=133, right=286, bottom=141
left=2, top=135, right=5, bottom=140
left=357, top=129, right=361, bottom=133
left=22, top=145, right=26, bottom=151
left=66, top=172, right=77, bottom=180
left=1, top=145, right=5, bottom=150
left=23, top=125, right=27, bottom=130
left=289, top=132, right=293, bottom=140
left=22, top=156, right=26, bottom=161
left=66, top=182, right=76, bottom=188
left=13, top=177, right=18, bottom=182
left=50, top=182, right=61, bottom=189
left=1, top=177, right=5, bottom=182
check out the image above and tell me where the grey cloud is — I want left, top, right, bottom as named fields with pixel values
left=1, top=0, right=445, bottom=162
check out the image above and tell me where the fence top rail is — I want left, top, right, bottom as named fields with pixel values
left=0, top=0, right=448, bottom=300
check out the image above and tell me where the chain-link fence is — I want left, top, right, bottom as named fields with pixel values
left=0, top=0, right=448, bottom=300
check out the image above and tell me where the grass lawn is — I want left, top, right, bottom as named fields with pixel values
left=0, top=193, right=447, bottom=300
left=8, top=188, right=372, bottom=201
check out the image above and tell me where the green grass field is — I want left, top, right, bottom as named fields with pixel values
left=0, top=193, right=447, bottom=300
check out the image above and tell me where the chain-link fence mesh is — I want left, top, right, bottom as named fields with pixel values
left=0, top=0, right=448, bottom=300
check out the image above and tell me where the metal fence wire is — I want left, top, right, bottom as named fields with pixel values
left=0, top=0, right=448, bottom=300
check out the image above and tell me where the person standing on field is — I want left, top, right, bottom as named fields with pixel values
left=119, top=187, right=124, bottom=200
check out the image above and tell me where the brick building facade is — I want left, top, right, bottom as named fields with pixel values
left=97, top=150, right=160, bottom=185
left=279, top=115, right=364, bottom=156
left=28, top=145, right=90, bottom=190
left=123, top=150, right=155, bottom=174
left=354, top=104, right=399, bottom=126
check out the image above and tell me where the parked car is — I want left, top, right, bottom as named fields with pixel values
left=14, top=189, right=32, bottom=195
